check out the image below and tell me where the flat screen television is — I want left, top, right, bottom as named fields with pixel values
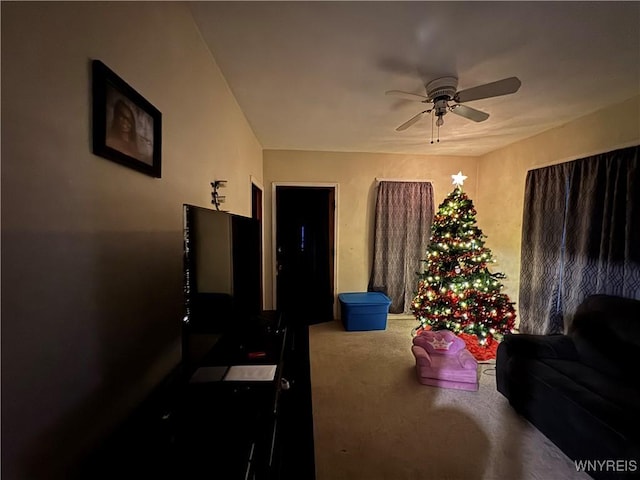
left=182, top=204, right=261, bottom=364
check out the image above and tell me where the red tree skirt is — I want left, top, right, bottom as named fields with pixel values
left=458, top=333, right=498, bottom=361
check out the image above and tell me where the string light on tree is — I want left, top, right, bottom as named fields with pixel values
left=412, top=172, right=516, bottom=360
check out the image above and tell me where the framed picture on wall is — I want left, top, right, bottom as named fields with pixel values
left=92, top=60, right=162, bottom=178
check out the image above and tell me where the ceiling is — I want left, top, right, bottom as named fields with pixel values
left=188, top=1, right=640, bottom=156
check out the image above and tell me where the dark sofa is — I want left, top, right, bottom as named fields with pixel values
left=496, top=294, right=640, bottom=479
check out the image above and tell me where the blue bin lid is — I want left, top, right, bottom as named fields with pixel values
left=338, top=292, right=391, bottom=305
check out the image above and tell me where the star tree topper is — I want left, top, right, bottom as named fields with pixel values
left=451, top=171, right=468, bottom=187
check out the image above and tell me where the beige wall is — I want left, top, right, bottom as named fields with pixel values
left=475, top=95, right=640, bottom=315
left=263, top=150, right=480, bottom=313
left=1, top=3, right=262, bottom=479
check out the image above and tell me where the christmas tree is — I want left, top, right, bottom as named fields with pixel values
left=411, top=172, right=516, bottom=359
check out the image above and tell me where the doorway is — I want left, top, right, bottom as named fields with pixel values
left=275, top=185, right=336, bottom=324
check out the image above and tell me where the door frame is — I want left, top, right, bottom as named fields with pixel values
left=271, top=182, right=339, bottom=314
left=251, top=175, right=265, bottom=310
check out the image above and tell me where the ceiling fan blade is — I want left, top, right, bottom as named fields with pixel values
left=396, top=110, right=429, bottom=131
left=386, top=90, right=429, bottom=102
left=454, top=77, right=521, bottom=103
left=450, top=104, right=489, bottom=122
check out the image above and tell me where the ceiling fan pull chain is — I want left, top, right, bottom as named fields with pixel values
left=430, top=111, right=435, bottom=144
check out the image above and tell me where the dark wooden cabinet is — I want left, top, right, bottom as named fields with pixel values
left=78, top=313, right=315, bottom=480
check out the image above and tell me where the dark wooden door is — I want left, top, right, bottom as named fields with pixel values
left=276, top=186, right=335, bottom=324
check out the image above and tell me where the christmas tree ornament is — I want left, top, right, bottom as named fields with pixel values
left=451, top=171, right=468, bottom=187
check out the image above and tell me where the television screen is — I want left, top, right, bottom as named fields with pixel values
left=183, top=204, right=261, bottom=339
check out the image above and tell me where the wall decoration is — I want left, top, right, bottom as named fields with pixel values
left=92, top=60, right=162, bottom=178
left=211, top=180, right=227, bottom=211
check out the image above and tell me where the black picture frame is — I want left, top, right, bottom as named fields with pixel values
left=92, top=60, right=162, bottom=178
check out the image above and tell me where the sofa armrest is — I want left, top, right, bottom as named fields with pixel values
left=411, top=344, right=432, bottom=367
left=457, top=349, right=478, bottom=369
left=501, top=333, right=579, bottom=360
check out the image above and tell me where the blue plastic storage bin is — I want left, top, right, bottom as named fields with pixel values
left=338, top=292, right=392, bottom=331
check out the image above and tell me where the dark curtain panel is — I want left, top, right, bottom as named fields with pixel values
left=519, top=145, right=639, bottom=334
left=519, top=163, right=573, bottom=334
left=562, top=148, right=640, bottom=320
left=369, top=181, right=434, bottom=313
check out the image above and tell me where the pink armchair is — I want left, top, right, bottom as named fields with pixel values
left=411, top=329, right=479, bottom=391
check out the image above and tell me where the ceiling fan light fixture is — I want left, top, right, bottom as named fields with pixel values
left=436, top=115, right=444, bottom=127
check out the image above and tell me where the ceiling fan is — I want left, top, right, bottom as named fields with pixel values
left=386, top=76, right=521, bottom=140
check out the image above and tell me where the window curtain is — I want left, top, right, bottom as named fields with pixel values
left=519, top=145, right=639, bottom=334
left=369, top=181, right=434, bottom=313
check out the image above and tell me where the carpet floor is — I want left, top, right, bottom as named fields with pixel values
left=309, top=318, right=590, bottom=480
